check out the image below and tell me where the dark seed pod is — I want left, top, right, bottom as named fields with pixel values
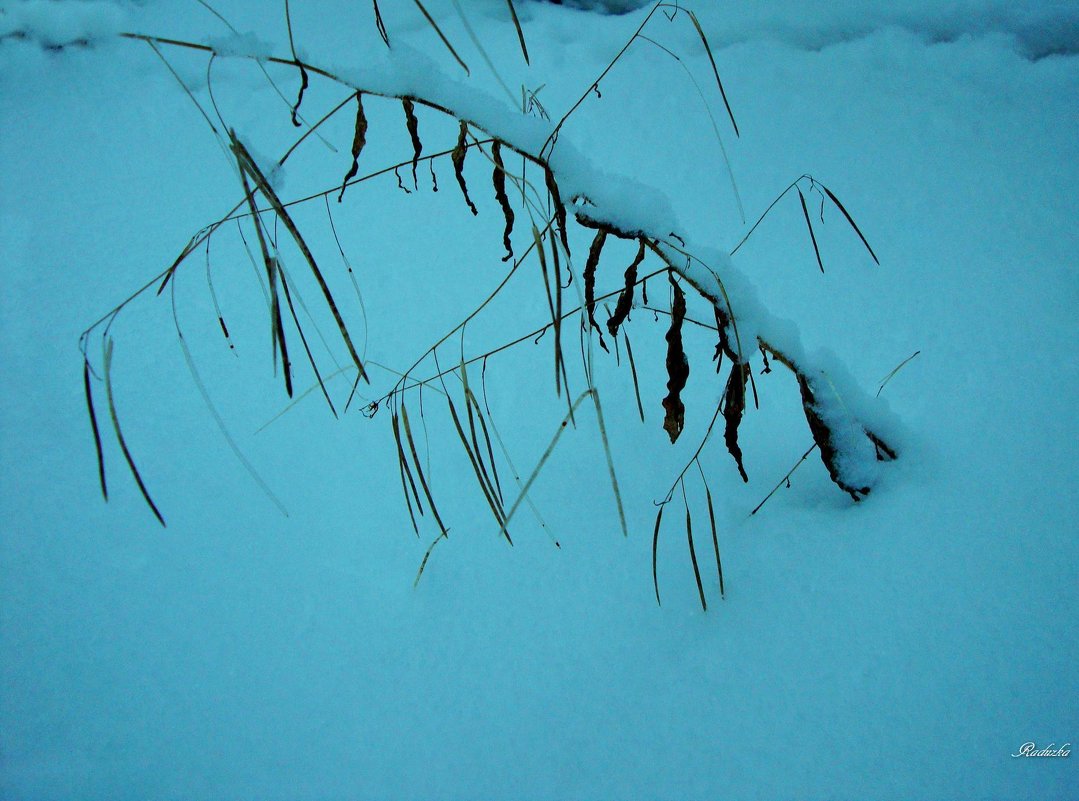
left=544, top=166, right=570, bottom=256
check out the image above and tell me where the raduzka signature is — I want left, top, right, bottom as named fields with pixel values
left=1011, top=742, right=1071, bottom=757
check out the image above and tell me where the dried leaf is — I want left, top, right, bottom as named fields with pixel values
left=624, top=331, right=645, bottom=422
left=797, top=374, right=870, bottom=499
left=722, top=362, right=750, bottom=482
left=401, top=400, right=449, bottom=533
left=607, top=239, right=645, bottom=337
left=661, top=274, right=689, bottom=443
left=506, top=0, right=529, bottom=64
left=583, top=229, right=608, bottom=348
left=392, top=411, right=423, bottom=535
left=338, top=92, right=368, bottom=202
left=686, top=9, right=738, bottom=137
left=491, top=141, right=514, bottom=261
left=544, top=165, right=570, bottom=256
left=704, top=485, right=724, bottom=599
left=403, top=98, right=422, bottom=189
left=451, top=120, right=478, bottom=215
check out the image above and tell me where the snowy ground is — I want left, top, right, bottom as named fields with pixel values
left=1, top=1, right=1077, bottom=799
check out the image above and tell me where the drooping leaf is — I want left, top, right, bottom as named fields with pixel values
left=402, top=98, right=422, bottom=189
left=338, top=92, right=368, bottom=202
left=661, top=273, right=689, bottom=443
left=607, top=239, right=645, bottom=337
left=797, top=187, right=824, bottom=273
left=822, top=184, right=879, bottom=265
left=722, top=362, right=750, bottom=482
left=83, top=359, right=107, bottom=501
left=451, top=120, right=478, bottom=215
left=491, top=140, right=514, bottom=261
left=583, top=228, right=608, bottom=349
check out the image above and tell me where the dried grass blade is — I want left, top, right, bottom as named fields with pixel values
left=445, top=381, right=509, bottom=541
left=822, top=184, right=879, bottom=265
left=392, top=411, right=423, bottom=534
left=652, top=505, right=664, bottom=606
left=491, top=141, right=514, bottom=261
left=722, top=362, right=750, bottom=482
left=83, top=360, right=108, bottom=501
left=704, top=484, right=724, bottom=598
left=103, top=339, right=165, bottom=527
left=411, top=0, right=470, bottom=76
left=401, top=401, right=449, bottom=533
left=797, top=187, right=824, bottom=273
left=465, top=388, right=504, bottom=504
left=499, top=389, right=591, bottom=540
left=544, top=166, right=570, bottom=256
left=624, top=331, right=645, bottom=422
left=284, top=0, right=308, bottom=126
left=687, top=10, right=738, bottom=136
left=591, top=389, right=627, bottom=537
left=505, top=0, right=529, bottom=64
left=372, top=0, right=389, bottom=46
left=662, top=274, right=689, bottom=443
left=278, top=270, right=336, bottom=416
left=533, top=224, right=559, bottom=394
left=414, top=532, right=447, bottom=587
left=232, top=134, right=369, bottom=384
left=338, top=92, right=368, bottom=202
left=452, top=120, right=478, bottom=215
left=685, top=492, right=707, bottom=611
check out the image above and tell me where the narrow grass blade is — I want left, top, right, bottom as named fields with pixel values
left=499, top=390, right=592, bottom=541
left=652, top=505, right=664, bottom=606
left=506, top=0, right=529, bottom=64
left=83, top=359, right=108, bottom=501
left=876, top=350, right=921, bottom=397
left=465, top=387, right=504, bottom=504
left=687, top=10, right=738, bottom=137
left=103, top=339, right=165, bottom=527
left=822, top=184, right=879, bottom=265
left=684, top=488, right=707, bottom=611
left=401, top=400, right=449, bottom=534
left=704, top=484, right=724, bottom=599
left=444, top=382, right=510, bottom=542
left=372, top=0, right=389, bottom=46
left=414, top=532, right=448, bottom=587
left=284, top=0, right=309, bottom=126
left=412, top=0, right=470, bottom=76
left=797, top=187, right=824, bottom=273
left=232, top=133, right=369, bottom=384
left=461, top=356, right=504, bottom=505
left=591, top=389, right=627, bottom=537
left=623, top=331, right=645, bottom=422
left=392, top=412, right=422, bottom=535
left=277, top=270, right=337, bottom=416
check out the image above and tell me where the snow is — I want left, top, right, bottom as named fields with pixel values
left=2, top=1, right=1077, bottom=799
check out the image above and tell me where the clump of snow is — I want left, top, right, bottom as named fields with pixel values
left=0, top=0, right=127, bottom=49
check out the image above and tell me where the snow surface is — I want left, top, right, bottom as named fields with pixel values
left=1, top=1, right=1077, bottom=799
